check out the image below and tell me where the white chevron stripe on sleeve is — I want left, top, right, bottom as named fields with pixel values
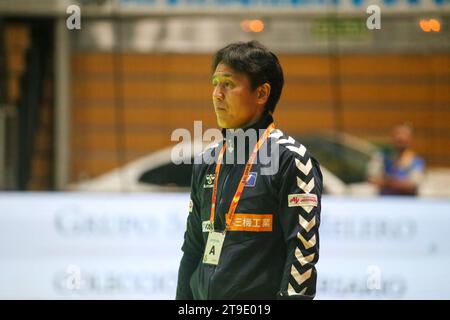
left=287, top=283, right=296, bottom=296
left=269, top=129, right=284, bottom=139
left=297, top=232, right=317, bottom=249
left=287, top=144, right=306, bottom=157
left=295, top=158, right=312, bottom=176
left=287, top=284, right=307, bottom=296
left=277, top=136, right=295, bottom=145
left=299, top=215, right=316, bottom=232
left=295, top=247, right=315, bottom=267
left=297, top=176, right=315, bottom=193
left=301, top=205, right=314, bottom=214
left=291, top=265, right=312, bottom=287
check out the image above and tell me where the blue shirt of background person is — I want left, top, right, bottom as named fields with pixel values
left=369, top=123, right=425, bottom=196
left=380, top=150, right=425, bottom=195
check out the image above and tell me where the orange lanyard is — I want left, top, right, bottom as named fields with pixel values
left=210, top=123, right=275, bottom=231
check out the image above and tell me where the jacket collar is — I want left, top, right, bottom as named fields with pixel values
left=221, top=112, right=274, bottom=141
left=220, top=112, right=274, bottom=164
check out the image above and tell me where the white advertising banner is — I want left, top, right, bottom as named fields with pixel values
left=0, top=193, right=449, bottom=299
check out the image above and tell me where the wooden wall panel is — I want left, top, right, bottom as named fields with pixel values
left=70, top=52, right=450, bottom=181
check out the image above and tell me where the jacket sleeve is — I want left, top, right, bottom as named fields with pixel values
left=175, top=164, right=204, bottom=300
left=276, top=149, right=322, bottom=300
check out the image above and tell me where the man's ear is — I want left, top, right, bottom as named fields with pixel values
left=256, top=83, right=271, bottom=105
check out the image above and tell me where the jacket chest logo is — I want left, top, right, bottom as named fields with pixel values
left=203, top=171, right=257, bottom=189
left=225, top=213, right=273, bottom=232
left=245, top=172, right=258, bottom=187
left=203, top=174, right=215, bottom=188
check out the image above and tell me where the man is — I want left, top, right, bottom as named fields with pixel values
left=176, top=41, right=322, bottom=299
left=368, top=123, right=425, bottom=196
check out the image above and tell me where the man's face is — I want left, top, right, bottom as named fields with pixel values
left=212, top=63, right=264, bottom=129
left=392, top=126, right=412, bottom=151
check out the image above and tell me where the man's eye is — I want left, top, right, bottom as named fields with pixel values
left=224, top=81, right=232, bottom=88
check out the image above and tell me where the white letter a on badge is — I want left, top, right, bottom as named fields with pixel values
left=203, top=231, right=225, bottom=265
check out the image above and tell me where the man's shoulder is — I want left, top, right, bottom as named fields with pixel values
left=268, top=128, right=315, bottom=162
left=267, top=128, right=322, bottom=182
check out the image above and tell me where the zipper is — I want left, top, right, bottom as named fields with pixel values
left=217, top=165, right=232, bottom=226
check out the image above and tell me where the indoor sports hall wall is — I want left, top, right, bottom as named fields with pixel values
left=70, top=52, right=450, bottom=182
left=3, top=17, right=449, bottom=190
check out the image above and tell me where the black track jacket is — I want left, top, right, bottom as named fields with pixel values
left=176, top=113, right=322, bottom=300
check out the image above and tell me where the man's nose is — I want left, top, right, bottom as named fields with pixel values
left=213, top=85, right=225, bottom=101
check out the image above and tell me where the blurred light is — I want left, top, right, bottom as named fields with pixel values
left=419, top=20, right=430, bottom=32
left=419, top=19, right=441, bottom=32
left=240, top=19, right=265, bottom=33
left=249, top=20, right=264, bottom=33
left=429, top=19, right=441, bottom=32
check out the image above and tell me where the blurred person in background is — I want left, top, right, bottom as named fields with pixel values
left=368, top=123, right=425, bottom=196
left=176, top=41, right=322, bottom=300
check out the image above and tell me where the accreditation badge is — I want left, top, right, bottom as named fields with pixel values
left=202, top=231, right=226, bottom=265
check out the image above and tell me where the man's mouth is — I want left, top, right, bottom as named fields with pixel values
left=214, top=104, right=227, bottom=111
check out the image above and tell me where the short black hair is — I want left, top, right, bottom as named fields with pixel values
left=212, top=41, right=284, bottom=115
